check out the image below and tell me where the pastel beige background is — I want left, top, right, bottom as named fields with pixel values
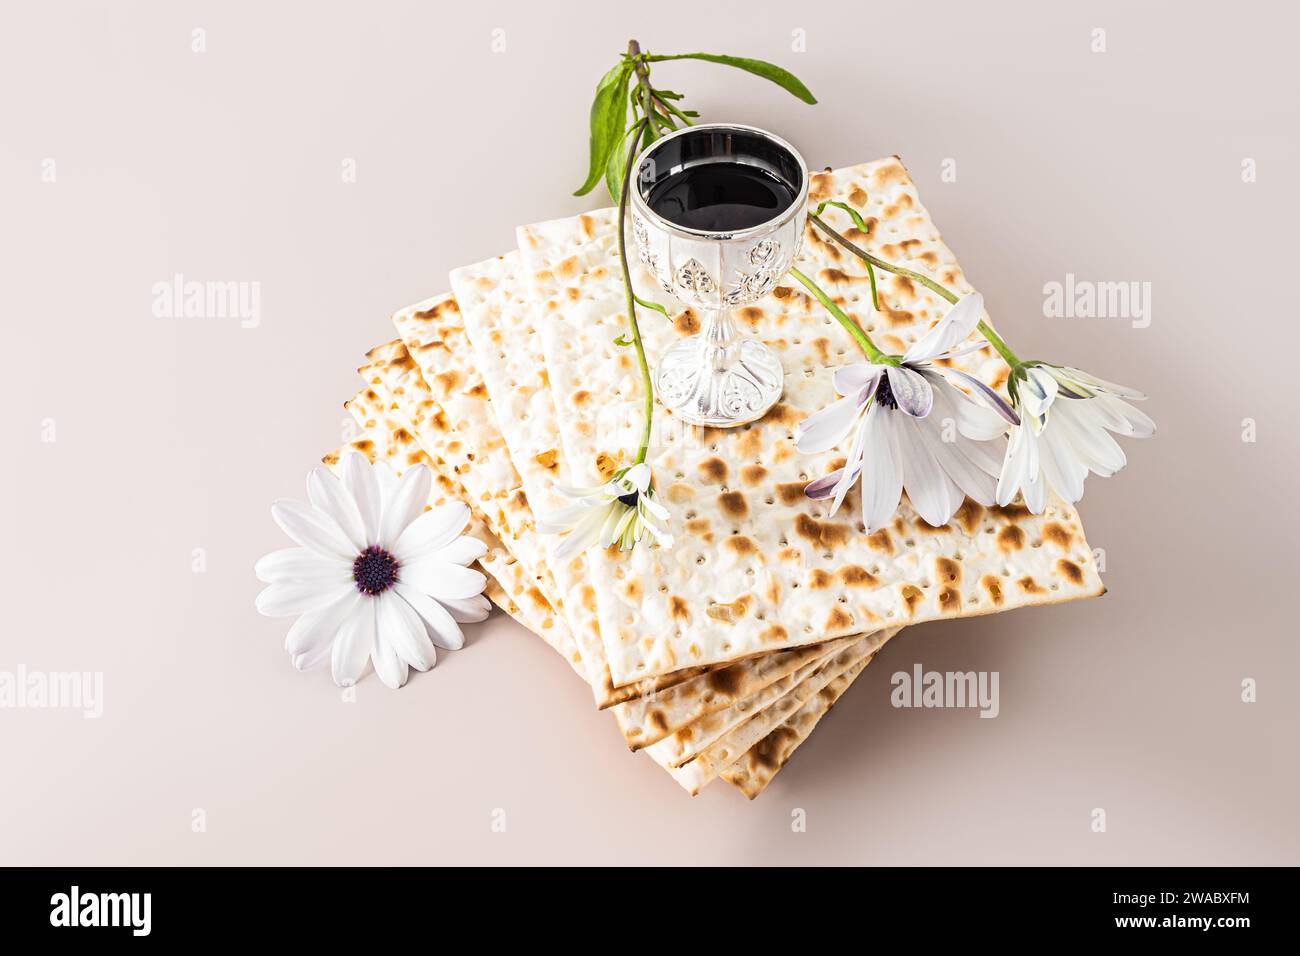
left=1, top=0, right=1296, bottom=865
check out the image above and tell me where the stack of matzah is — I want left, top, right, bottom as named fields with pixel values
left=331, top=157, right=1104, bottom=798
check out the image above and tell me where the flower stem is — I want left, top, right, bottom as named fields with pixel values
left=788, top=266, right=891, bottom=364
left=617, top=117, right=654, bottom=465
left=808, top=212, right=1023, bottom=368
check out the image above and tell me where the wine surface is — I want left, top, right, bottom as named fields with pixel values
left=647, top=162, right=796, bottom=232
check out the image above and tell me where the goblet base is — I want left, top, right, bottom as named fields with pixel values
left=654, top=334, right=784, bottom=428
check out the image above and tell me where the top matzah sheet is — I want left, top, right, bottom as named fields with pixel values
left=522, top=157, right=1104, bottom=686
left=393, top=276, right=856, bottom=750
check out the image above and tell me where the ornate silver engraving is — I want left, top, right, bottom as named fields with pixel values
left=655, top=361, right=699, bottom=409
left=632, top=215, right=651, bottom=262
left=748, top=238, right=780, bottom=266
left=674, top=258, right=716, bottom=296
left=631, top=214, right=670, bottom=289
left=723, top=267, right=779, bottom=305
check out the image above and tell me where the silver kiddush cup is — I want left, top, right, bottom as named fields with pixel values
left=630, top=123, right=809, bottom=428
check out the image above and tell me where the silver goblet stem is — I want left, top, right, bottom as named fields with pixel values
left=653, top=305, right=785, bottom=427
left=704, top=308, right=733, bottom=371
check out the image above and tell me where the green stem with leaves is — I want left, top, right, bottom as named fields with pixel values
left=616, top=118, right=654, bottom=465
left=808, top=209, right=1022, bottom=368
left=575, top=40, right=815, bottom=202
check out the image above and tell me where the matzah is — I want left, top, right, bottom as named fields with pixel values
left=522, top=157, right=1104, bottom=686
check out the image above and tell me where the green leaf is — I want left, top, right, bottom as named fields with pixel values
left=604, top=122, right=639, bottom=203
left=613, top=334, right=632, bottom=347
left=575, top=61, right=632, bottom=196
left=633, top=293, right=671, bottom=320
left=646, top=53, right=816, bottom=104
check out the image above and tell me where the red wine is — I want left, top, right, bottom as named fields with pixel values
left=647, top=161, right=797, bottom=232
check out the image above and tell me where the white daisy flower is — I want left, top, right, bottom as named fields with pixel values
left=997, top=363, right=1155, bottom=513
left=255, top=453, right=490, bottom=689
left=538, top=462, right=672, bottom=559
left=796, top=293, right=1017, bottom=531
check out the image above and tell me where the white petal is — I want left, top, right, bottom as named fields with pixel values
left=641, top=512, right=673, bottom=548
left=1020, top=367, right=1059, bottom=419
left=432, top=536, right=489, bottom=566
left=294, top=640, right=333, bottom=672
left=378, top=464, right=432, bottom=548
left=895, top=415, right=956, bottom=526
left=928, top=339, right=992, bottom=362
left=945, top=369, right=1019, bottom=425
left=256, top=580, right=353, bottom=617
left=1057, top=366, right=1146, bottom=400
left=554, top=480, right=610, bottom=500
left=1095, top=394, right=1156, bottom=438
left=916, top=410, right=997, bottom=507
left=331, top=599, right=376, bottom=686
left=400, top=557, right=487, bottom=601
left=1024, top=412, right=1041, bottom=479
left=887, top=365, right=934, bottom=417
left=392, top=502, right=471, bottom=563
left=341, top=453, right=382, bottom=547
left=1038, top=422, right=1086, bottom=504
left=622, top=462, right=652, bottom=492
left=640, top=493, right=670, bottom=522
left=1023, top=468, right=1047, bottom=513
left=599, top=503, right=632, bottom=549
left=372, top=460, right=399, bottom=506
left=371, top=629, right=409, bottom=689
left=285, top=590, right=360, bottom=657
left=1055, top=402, right=1127, bottom=476
left=377, top=592, right=436, bottom=671
left=307, top=467, right=367, bottom=551
left=996, top=425, right=1031, bottom=507
left=255, top=547, right=348, bottom=583
left=804, top=467, right=853, bottom=500
left=925, top=369, right=1013, bottom=452
left=537, top=501, right=593, bottom=533
left=831, top=363, right=882, bottom=397
left=552, top=504, right=610, bottom=560
left=903, top=292, right=984, bottom=362
left=796, top=392, right=866, bottom=454
left=955, top=395, right=1015, bottom=443
left=859, top=406, right=904, bottom=530
left=271, top=499, right=356, bottom=561
left=610, top=504, right=638, bottom=545
left=1051, top=419, right=1090, bottom=496
left=395, top=583, right=465, bottom=651
left=439, top=593, right=491, bottom=624
left=1081, top=393, right=1132, bottom=435
left=830, top=411, right=870, bottom=516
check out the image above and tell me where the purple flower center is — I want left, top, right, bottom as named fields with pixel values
left=874, top=373, right=898, bottom=410
left=352, top=546, right=400, bottom=596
